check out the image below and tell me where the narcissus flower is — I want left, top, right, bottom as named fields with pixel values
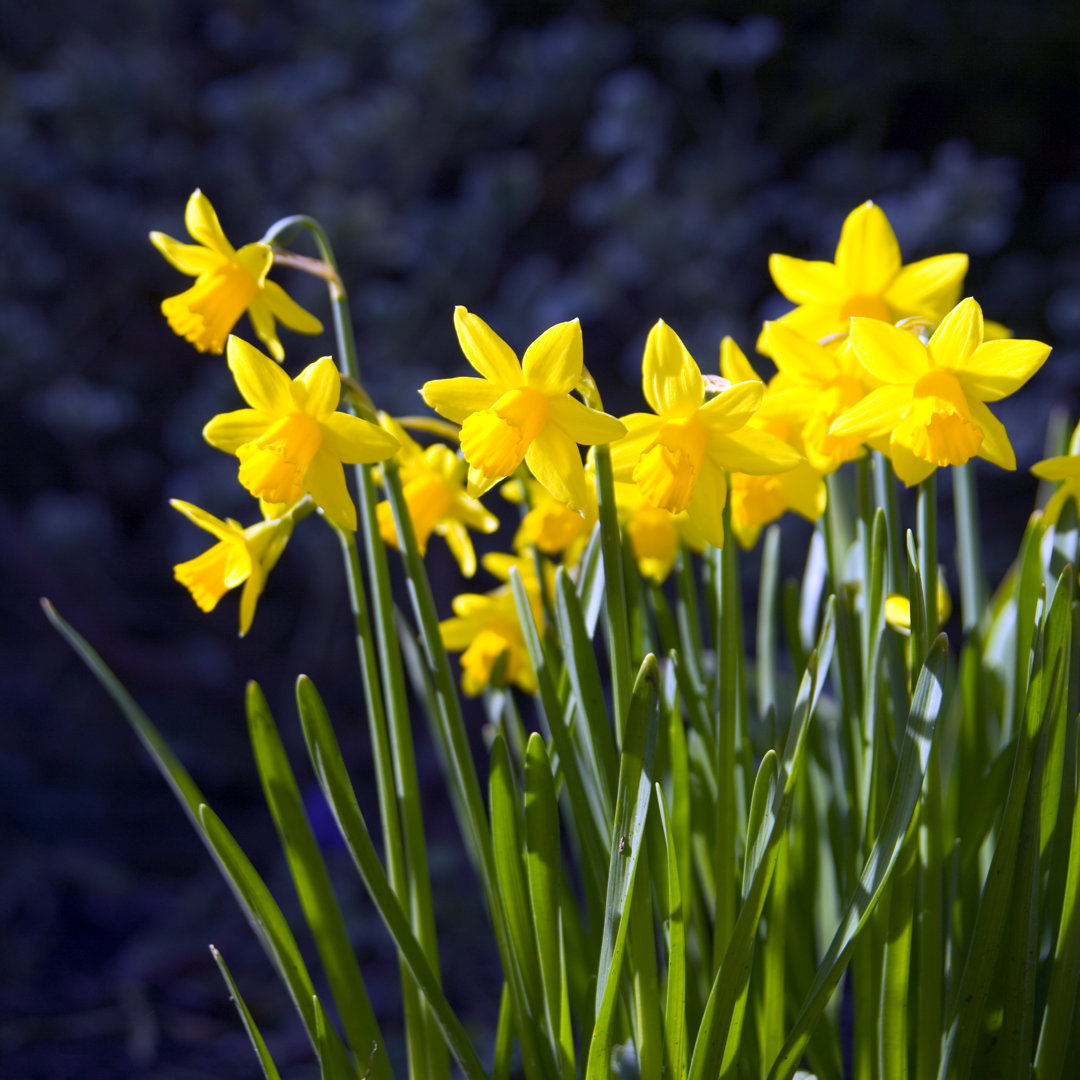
left=830, top=298, right=1050, bottom=486
left=439, top=585, right=542, bottom=697
left=375, top=415, right=497, bottom=576
left=613, top=480, right=705, bottom=584
left=763, top=201, right=968, bottom=347
left=610, top=320, right=802, bottom=548
left=171, top=499, right=296, bottom=636
left=151, top=189, right=322, bottom=360
left=1032, top=420, right=1080, bottom=524
left=503, top=476, right=596, bottom=565
left=718, top=337, right=828, bottom=548
left=203, top=337, right=399, bottom=530
left=420, top=308, right=626, bottom=511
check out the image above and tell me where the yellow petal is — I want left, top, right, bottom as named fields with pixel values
left=525, top=425, right=589, bottom=511
left=759, top=300, right=846, bottom=350
left=927, top=297, right=983, bottom=370
left=830, top=386, right=911, bottom=439
left=263, top=278, right=324, bottom=334
left=295, top=356, right=341, bottom=418
left=697, top=380, right=764, bottom=435
left=320, top=412, right=400, bottom=464
left=762, top=321, right=840, bottom=382
left=227, top=336, right=295, bottom=413
left=238, top=569, right=265, bottom=637
left=235, top=243, right=274, bottom=286
left=768, top=255, right=847, bottom=303
left=968, top=399, right=1016, bottom=470
left=454, top=307, right=523, bottom=387
left=719, top=337, right=761, bottom=384
left=169, top=499, right=237, bottom=543
left=246, top=296, right=284, bottom=362
left=885, top=253, right=968, bottom=315
left=707, top=427, right=802, bottom=475
left=185, top=189, right=235, bottom=256
left=888, top=441, right=937, bottom=486
left=642, top=320, right=704, bottom=417
left=609, top=413, right=664, bottom=475
left=849, top=318, right=928, bottom=384
left=834, top=201, right=901, bottom=294
left=949, top=338, right=1051, bottom=402
left=1032, top=454, right=1080, bottom=481
left=149, top=231, right=221, bottom=275
left=685, top=456, right=726, bottom=548
left=441, top=520, right=478, bottom=577
left=522, top=319, right=583, bottom=395
left=420, top=376, right=502, bottom=423
left=306, top=449, right=356, bottom=529
left=547, top=395, right=626, bottom=445
left=203, top=408, right=271, bottom=452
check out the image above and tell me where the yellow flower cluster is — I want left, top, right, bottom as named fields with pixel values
left=153, top=193, right=1061, bottom=686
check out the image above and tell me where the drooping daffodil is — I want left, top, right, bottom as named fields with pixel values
left=830, top=298, right=1050, bottom=486
left=610, top=320, right=802, bottom=549
left=203, top=337, right=399, bottom=530
left=375, top=414, right=497, bottom=577
left=151, top=190, right=322, bottom=360
left=171, top=498, right=302, bottom=636
left=762, top=201, right=969, bottom=349
left=420, top=308, right=626, bottom=511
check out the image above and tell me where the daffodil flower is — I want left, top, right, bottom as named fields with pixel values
left=374, top=415, right=497, bottom=576
left=763, top=201, right=968, bottom=347
left=717, top=336, right=828, bottom=548
left=610, top=320, right=802, bottom=548
left=830, top=298, right=1050, bottom=486
left=1032, top=420, right=1080, bottom=524
left=203, top=337, right=399, bottom=530
left=885, top=574, right=952, bottom=633
left=151, top=190, right=322, bottom=360
left=171, top=499, right=297, bottom=636
left=420, top=308, right=626, bottom=511
left=502, top=476, right=596, bottom=565
left=613, top=479, right=705, bottom=584
left=439, top=585, right=542, bottom=697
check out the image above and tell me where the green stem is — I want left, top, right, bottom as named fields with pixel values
left=917, top=473, right=938, bottom=642
left=952, top=463, right=985, bottom=633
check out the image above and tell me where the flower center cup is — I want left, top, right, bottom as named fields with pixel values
left=163, top=261, right=260, bottom=354
left=460, top=625, right=519, bottom=695
left=897, top=370, right=983, bottom=466
left=633, top=417, right=709, bottom=514
left=378, top=472, right=455, bottom=554
left=520, top=501, right=588, bottom=554
left=840, top=294, right=892, bottom=323
left=459, top=388, right=548, bottom=479
left=237, top=412, right=324, bottom=504
left=174, top=539, right=247, bottom=612
left=731, top=474, right=786, bottom=529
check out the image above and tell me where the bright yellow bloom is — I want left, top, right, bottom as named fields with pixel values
left=613, top=480, right=705, bottom=583
left=203, top=337, right=399, bottom=530
left=1032, top=420, right=1080, bottom=524
left=885, top=575, right=952, bottom=633
left=420, top=308, right=626, bottom=511
left=830, top=298, right=1050, bottom=486
left=374, top=415, right=497, bottom=576
left=763, top=201, right=968, bottom=348
left=503, top=476, right=596, bottom=565
left=439, top=584, right=542, bottom=697
left=151, top=189, right=322, bottom=360
left=171, top=499, right=294, bottom=636
left=610, top=321, right=802, bottom=548
left=718, top=337, right=828, bottom=548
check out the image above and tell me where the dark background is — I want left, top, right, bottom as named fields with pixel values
left=5, top=1, right=1080, bottom=1076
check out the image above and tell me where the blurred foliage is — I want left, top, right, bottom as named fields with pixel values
left=4, top=0, right=1080, bottom=1074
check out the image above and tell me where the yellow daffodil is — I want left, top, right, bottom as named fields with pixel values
left=171, top=499, right=296, bottom=636
left=439, top=584, right=542, bottom=697
left=830, top=298, right=1050, bottom=486
left=420, top=307, right=626, bottom=511
left=613, top=480, right=705, bottom=583
left=763, top=201, right=968, bottom=348
left=1032, top=420, right=1080, bottom=524
left=717, top=336, right=828, bottom=547
left=374, top=415, right=497, bottom=576
left=151, top=189, right=322, bottom=360
left=203, top=337, right=399, bottom=530
left=502, top=476, right=596, bottom=565
left=610, top=320, right=802, bottom=548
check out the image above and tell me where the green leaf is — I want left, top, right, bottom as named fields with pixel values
left=246, top=682, right=389, bottom=1080
left=657, top=785, right=688, bottom=1080
left=766, top=636, right=948, bottom=1080
left=211, top=946, right=283, bottom=1080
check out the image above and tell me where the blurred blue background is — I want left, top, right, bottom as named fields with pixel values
left=4, top=1, right=1080, bottom=1075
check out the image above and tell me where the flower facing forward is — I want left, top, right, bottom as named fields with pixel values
left=203, top=337, right=400, bottom=530
left=420, top=308, right=626, bottom=511
left=151, top=189, right=322, bottom=359
left=375, top=414, right=497, bottom=576
left=171, top=499, right=295, bottom=636
left=763, top=201, right=968, bottom=347
left=1032, top=420, right=1080, bottom=524
left=830, top=298, right=1050, bottom=485
left=610, top=320, right=802, bottom=549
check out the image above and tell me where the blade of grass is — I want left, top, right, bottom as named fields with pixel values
left=211, top=946, right=283, bottom=1080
